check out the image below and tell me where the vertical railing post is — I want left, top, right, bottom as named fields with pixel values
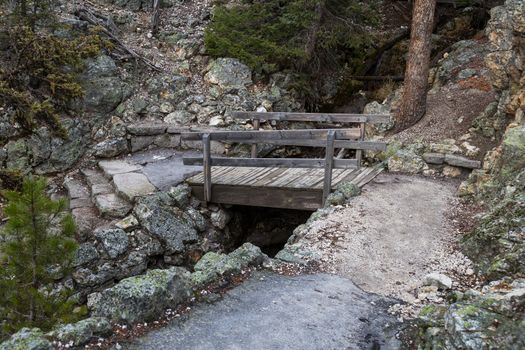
left=251, top=118, right=260, bottom=158
left=322, top=130, right=336, bottom=206
left=202, top=133, right=212, bottom=205
left=356, top=122, right=365, bottom=168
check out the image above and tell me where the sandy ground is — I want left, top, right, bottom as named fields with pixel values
left=292, top=173, right=474, bottom=303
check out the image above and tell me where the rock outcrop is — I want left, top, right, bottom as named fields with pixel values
left=417, top=1, right=525, bottom=348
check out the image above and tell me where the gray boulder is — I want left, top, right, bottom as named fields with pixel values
left=79, top=55, right=129, bottom=114
left=48, top=317, right=111, bottom=348
left=134, top=193, right=198, bottom=254
left=0, top=328, right=52, bottom=350
left=94, top=193, right=132, bottom=219
left=87, top=267, right=192, bottom=324
left=424, top=273, right=453, bottom=290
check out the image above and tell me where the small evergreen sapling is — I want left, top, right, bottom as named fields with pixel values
left=0, top=176, right=78, bottom=337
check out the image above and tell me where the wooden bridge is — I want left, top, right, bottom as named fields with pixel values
left=182, top=112, right=388, bottom=210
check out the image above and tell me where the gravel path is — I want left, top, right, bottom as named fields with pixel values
left=124, top=272, right=402, bottom=350
left=288, top=173, right=473, bottom=303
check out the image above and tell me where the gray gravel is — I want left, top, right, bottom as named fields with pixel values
left=123, top=272, right=401, bottom=350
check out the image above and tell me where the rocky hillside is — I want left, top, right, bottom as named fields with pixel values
left=414, top=0, right=525, bottom=347
left=1, top=0, right=525, bottom=348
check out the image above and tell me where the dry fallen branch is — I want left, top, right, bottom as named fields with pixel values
left=75, top=7, right=162, bottom=72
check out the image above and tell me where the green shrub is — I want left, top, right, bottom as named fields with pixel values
left=0, top=176, right=78, bottom=340
left=0, top=26, right=110, bottom=137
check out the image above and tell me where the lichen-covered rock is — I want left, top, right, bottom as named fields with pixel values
left=417, top=279, right=525, bottom=349
left=73, top=243, right=100, bottom=267
left=168, top=184, right=191, bottom=208
left=363, top=100, right=394, bottom=136
left=0, top=328, right=52, bottom=350
left=134, top=193, right=198, bottom=254
left=94, top=228, right=129, bottom=259
left=336, top=182, right=362, bottom=199
left=191, top=243, right=266, bottom=287
left=204, top=58, right=253, bottom=90
left=324, top=191, right=345, bottom=207
left=210, top=209, right=231, bottom=230
left=87, top=267, right=192, bottom=324
left=48, top=317, right=111, bottom=348
left=432, top=39, right=491, bottom=90
left=78, top=55, right=129, bottom=114
left=387, top=149, right=428, bottom=173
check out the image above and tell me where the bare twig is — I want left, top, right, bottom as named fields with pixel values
left=75, top=7, right=162, bottom=72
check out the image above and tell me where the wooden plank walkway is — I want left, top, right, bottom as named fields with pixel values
left=186, top=166, right=383, bottom=210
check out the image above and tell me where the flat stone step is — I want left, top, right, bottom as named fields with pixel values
left=94, top=193, right=132, bottom=219
left=81, top=168, right=111, bottom=187
left=72, top=207, right=108, bottom=242
left=70, top=198, right=93, bottom=210
left=113, top=173, right=156, bottom=202
left=64, top=178, right=90, bottom=200
left=98, top=160, right=142, bottom=177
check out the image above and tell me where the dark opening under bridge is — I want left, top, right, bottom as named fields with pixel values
left=182, top=112, right=389, bottom=210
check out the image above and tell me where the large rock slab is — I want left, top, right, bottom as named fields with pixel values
left=113, top=172, right=156, bottom=202
left=444, top=154, right=481, bottom=169
left=87, top=267, right=192, bottom=324
left=98, top=160, right=141, bottom=177
left=64, top=178, right=90, bottom=199
left=94, top=193, right=132, bottom=218
left=125, top=272, right=401, bottom=350
left=133, top=193, right=198, bottom=254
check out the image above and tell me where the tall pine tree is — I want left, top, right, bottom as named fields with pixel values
left=0, top=176, right=77, bottom=338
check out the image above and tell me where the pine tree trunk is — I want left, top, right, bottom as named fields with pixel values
left=394, top=0, right=436, bottom=131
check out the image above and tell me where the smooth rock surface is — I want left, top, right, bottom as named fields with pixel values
left=125, top=272, right=401, bottom=350
left=113, top=172, right=156, bottom=202
left=94, top=193, right=132, bottom=218
left=98, top=160, right=141, bottom=177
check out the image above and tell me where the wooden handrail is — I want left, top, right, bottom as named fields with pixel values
left=232, top=112, right=390, bottom=124
left=181, top=129, right=361, bottom=141
left=183, top=157, right=358, bottom=169
left=202, top=134, right=211, bottom=205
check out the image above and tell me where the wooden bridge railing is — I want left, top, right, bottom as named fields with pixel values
left=182, top=112, right=388, bottom=205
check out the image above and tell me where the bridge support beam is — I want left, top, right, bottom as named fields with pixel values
left=322, top=130, right=336, bottom=206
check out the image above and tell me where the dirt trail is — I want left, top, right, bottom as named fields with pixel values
left=292, top=173, right=474, bottom=303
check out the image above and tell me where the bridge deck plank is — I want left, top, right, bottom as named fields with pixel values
left=187, top=166, right=381, bottom=190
